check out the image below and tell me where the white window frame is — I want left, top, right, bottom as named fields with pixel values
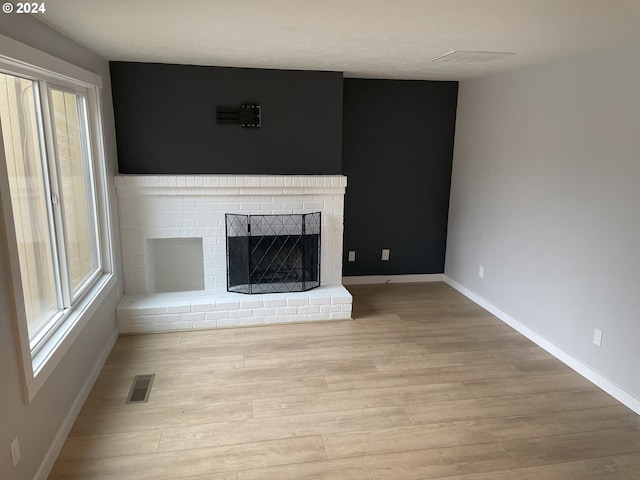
left=0, top=34, right=115, bottom=403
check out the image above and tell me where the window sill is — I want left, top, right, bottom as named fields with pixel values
left=25, top=273, right=116, bottom=403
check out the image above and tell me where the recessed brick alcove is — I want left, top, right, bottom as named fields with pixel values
left=115, top=175, right=351, bottom=333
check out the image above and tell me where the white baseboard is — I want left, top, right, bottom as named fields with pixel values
left=34, top=328, right=119, bottom=480
left=443, top=276, right=640, bottom=415
left=343, top=273, right=445, bottom=285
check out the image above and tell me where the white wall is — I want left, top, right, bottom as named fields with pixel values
left=0, top=16, right=122, bottom=479
left=446, top=42, right=640, bottom=402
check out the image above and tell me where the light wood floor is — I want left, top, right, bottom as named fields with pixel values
left=50, top=282, right=640, bottom=479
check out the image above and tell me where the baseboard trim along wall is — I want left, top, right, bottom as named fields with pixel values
left=443, top=276, right=640, bottom=415
left=35, top=328, right=119, bottom=480
left=342, top=274, right=445, bottom=285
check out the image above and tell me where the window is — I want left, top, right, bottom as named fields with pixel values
left=0, top=39, right=113, bottom=401
left=1, top=74, right=103, bottom=352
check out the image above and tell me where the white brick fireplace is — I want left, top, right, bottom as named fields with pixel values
left=115, top=175, right=352, bottom=333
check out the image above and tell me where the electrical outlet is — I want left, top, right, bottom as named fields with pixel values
left=10, top=437, right=20, bottom=468
left=479, top=265, right=484, bottom=278
left=593, top=328, right=602, bottom=347
left=381, top=249, right=390, bottom=261
left=348, top=251, right=356, bottom=262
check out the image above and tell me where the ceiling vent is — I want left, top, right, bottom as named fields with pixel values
left=431, top=50, right=515, bottom=63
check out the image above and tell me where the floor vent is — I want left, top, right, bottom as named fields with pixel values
left=126, top=374, right=155, bottom=404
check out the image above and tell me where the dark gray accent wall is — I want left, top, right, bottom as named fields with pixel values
left=342, top=78, right=458, bottom=276
left=110, top=62, right=343, bottom=174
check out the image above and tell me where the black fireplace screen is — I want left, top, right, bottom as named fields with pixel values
left=226, top=212, right=321, bottom=294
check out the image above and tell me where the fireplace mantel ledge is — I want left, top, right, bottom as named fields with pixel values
left=114, top=175, right=347, bottom=196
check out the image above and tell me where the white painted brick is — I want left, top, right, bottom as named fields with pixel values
left=181, top=313, right=206, bottom=322
left=217, top=301, right=240, bottom=310
left=298, top=305, right=321, bottom=314
left=166, top=321, right=193, bottom=330
left=166, top=305, right=192, bottom=314
left=263, top=298, right=287, bottom=308
left=275, top=307, right=297, bottom=316
left=126, top=315, right=157, bottom=326
left=185, top=211, right=208, bottom=220
left=170, top=219, right=195, bottom=227
left=196, top=219, right=215, bottom=228
left=242, top=316, right=266, bottom=326
left=162, top=211, right=184, bottom=221
left=303, top=202, right=323, bottom=210
left=261, top=316, right=281, bottom=324
left=118, top=316, right=146, bottom=328
left=260, top=188, right=284, bottom=195
left=309, top=296, right=331, bottom=305
left=117, top=176, right=348, bottom=313
left=320, top=305, right=342, bottom=313
left=330, top=312, right=351, bottom=320
left=286, top=297, right=309, bottom=307
left=239, top=299, right=263, bottom=309
left=177, top=203, right=197, bottom=212
left=205, top=311, right=229, bottom=321
left=119, top=306, right=167, bottom=316
left=217, top=318, right=242, bottom=328
left=331, top=296, right=351, bottom=304
left=239, top=202, right=262, bottom=211
left=196, top=203, right=218, bottom=211
left=265, top=202, right=282, bottom=211
left=229, top=309, right=253, bottom=319
left=155, top=314, right=183, bottom=324
left=190, top=302, right=216, bottom=312
left=282, top=202, right=303, bottom=210
left=198, top=320, right=220, bottom=329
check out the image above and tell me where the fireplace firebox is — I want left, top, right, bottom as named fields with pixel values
left=226, top=212, right=321, bottom=294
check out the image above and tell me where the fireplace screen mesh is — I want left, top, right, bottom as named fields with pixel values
left=226, top=212, right=321, bottom=294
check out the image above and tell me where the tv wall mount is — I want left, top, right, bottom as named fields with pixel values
left=216, top=103, right=261, bottom=128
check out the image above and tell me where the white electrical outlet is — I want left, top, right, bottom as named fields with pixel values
left=10, top=437, right=20, bottom=468
left=479, top=265, right=484, bottom=278
left=593, top=328, right=602, bottom=347
left=348, top=251, right=356, bottom=262
left=381, top=249, right=390, bottom=261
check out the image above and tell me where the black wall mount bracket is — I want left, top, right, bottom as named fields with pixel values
left=216, top=104, right=261, bottom=128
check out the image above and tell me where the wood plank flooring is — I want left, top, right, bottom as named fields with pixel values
left=49, top=282, right=640, bottom=479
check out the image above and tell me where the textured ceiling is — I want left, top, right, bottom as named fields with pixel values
left=38, top=0, right=640, bottom=80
